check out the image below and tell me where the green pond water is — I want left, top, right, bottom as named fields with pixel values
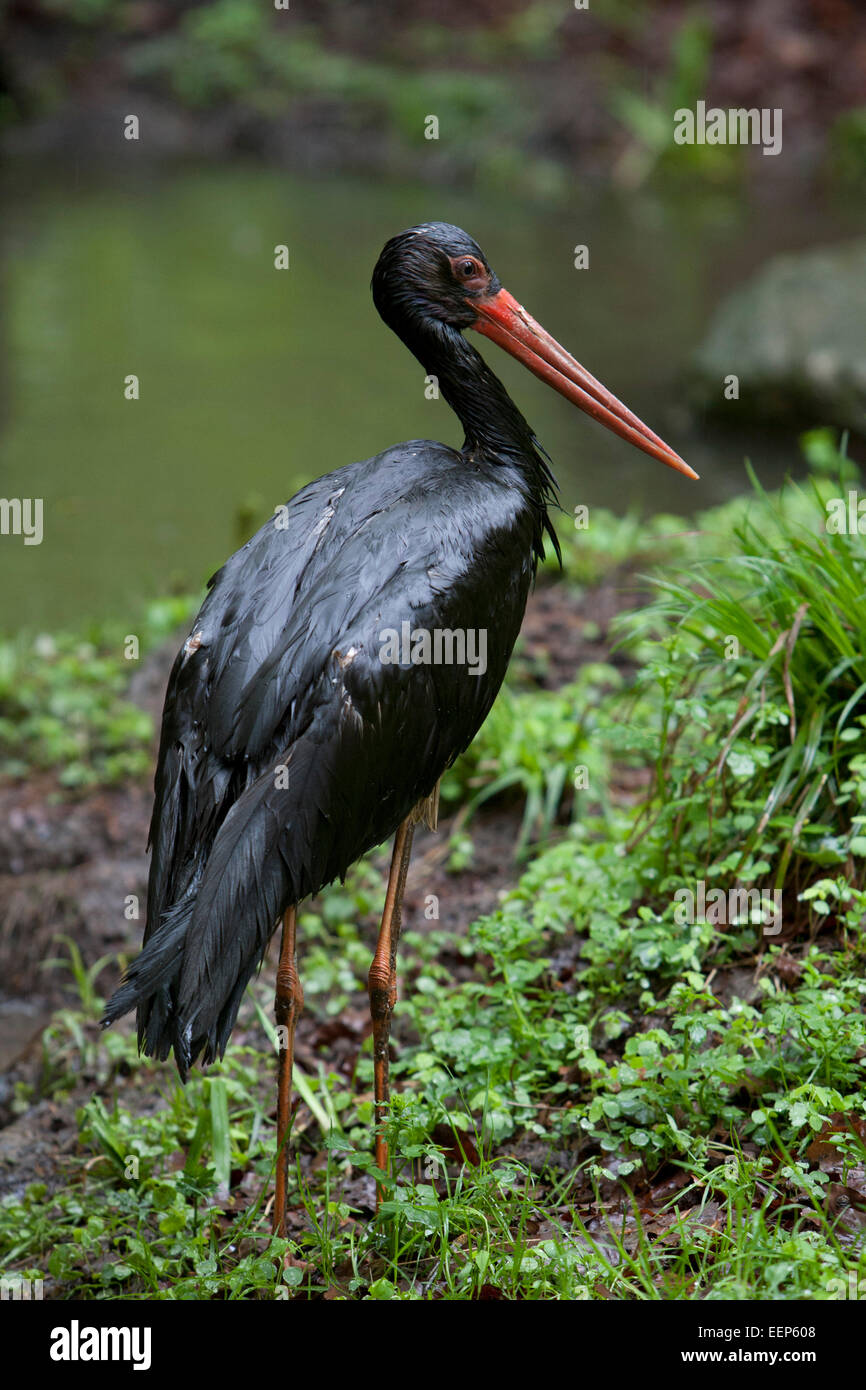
left=1, top=163, right=861, bottom=632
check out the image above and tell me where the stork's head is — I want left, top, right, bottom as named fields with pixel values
left=372, top=221, right=697, bottom=479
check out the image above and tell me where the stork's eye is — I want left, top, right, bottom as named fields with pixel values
left=449, top=254, right=487, bottom=288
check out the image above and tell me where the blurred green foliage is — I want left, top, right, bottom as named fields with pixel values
left=829, top=108, right=866, bottom=186
left=5, top=0, right=860, bottom=191
left=126, top=2, right=519, bottom=151
left=605, top=14, right=741, bottom=186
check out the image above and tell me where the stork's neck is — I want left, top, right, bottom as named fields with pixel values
left=389, top=315, right=560, bottom=563
left=403, top=320, right=551, bottom=483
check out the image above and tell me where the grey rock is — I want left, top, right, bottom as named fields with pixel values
left=691, top=240, right=866, bottom=432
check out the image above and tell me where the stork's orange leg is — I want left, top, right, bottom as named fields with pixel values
left=273, top=904, right=303, bottom=1237
left=368, top=816, right=415, bottom=1209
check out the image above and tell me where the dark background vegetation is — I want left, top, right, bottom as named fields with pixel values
left=2, top=0, right=865, bottom=191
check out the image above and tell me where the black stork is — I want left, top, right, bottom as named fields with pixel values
left=103, top=222, right=696, bottom=1234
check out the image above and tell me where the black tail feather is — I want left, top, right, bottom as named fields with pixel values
left=102, top=895, right=196, bottom=1075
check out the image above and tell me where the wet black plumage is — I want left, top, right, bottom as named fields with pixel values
left=103, top=222, right=560, bottom=1079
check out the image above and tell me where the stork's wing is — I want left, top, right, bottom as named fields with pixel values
left=108, top=441, right=542, bottom=1072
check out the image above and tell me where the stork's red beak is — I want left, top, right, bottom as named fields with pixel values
left=472, top=288, right=697, bottom=480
